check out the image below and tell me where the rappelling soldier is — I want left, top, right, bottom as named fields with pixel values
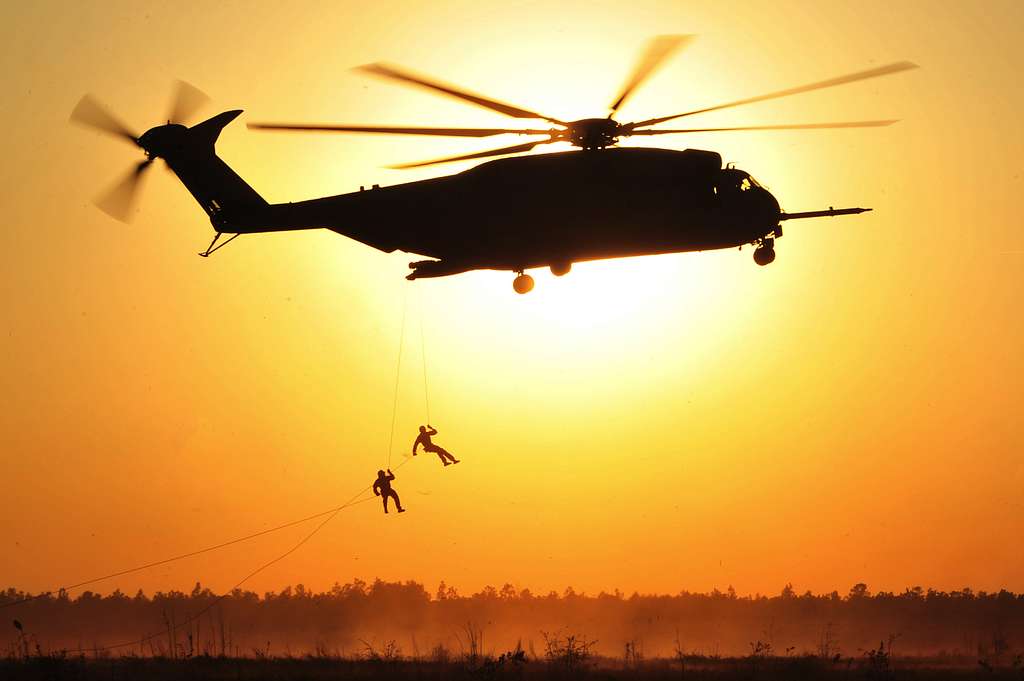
left=412, top=425, right=459, bottom=465
left=373, top=469, right=405, bottom=514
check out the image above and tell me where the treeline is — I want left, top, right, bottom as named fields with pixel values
left=3, top=581, right=1023, bottom=659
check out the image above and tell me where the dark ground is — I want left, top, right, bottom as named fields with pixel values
left=3, top=654, right=1023, bottom=681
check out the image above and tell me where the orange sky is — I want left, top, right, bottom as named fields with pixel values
left=1, top=0, right=1022, bottom=599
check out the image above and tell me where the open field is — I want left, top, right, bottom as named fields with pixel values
left=7, top=582, right=1024, bottom=659
left=6, top=582, right=1024, bottom=679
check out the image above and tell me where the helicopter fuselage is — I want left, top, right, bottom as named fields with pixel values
left=229, top=147, right=782, bottom=279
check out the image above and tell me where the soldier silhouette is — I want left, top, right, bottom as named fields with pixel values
left=373, top=469, right=405, bottom=514
left=413, top=425, right=459, bottom=465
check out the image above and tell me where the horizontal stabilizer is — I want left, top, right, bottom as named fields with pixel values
left=189, top=110, right=244, bottom=149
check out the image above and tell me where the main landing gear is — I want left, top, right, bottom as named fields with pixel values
left=512, top=271, right=535, bottom=294
left=512, top=261, right=572, bottom=293
left=549, top=261, right=572, bottom=277
left=753, top=238, right=776, bottom=266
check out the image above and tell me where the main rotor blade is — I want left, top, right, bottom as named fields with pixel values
left=609, top=34, right=694, bottom=115
left=167, top=80, right=210, bottom=125
left=627, top=119, right=900, bottom=134
left=94, top=159, right=152, bottom=223
left=630, top=61, right=919, bottom=128
left=356, top=62, right=565, bottom=125
left=247, top=123, right=553, bottom=137
left=390, top=138, right=555, bottom=169
left=69, top=95, right=138, bottom=144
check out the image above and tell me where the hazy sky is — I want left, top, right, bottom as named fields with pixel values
left=1, top=0, right=1022, bottom=599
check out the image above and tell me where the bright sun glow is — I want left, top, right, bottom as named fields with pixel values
left=490, top=254, right=726, bottom=340
left=4, top=0, right=1023, bottom=603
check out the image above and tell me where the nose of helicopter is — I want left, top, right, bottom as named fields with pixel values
left=750, top=186, right=782, bottom=232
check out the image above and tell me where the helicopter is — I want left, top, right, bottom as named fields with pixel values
left=70, top=37, right=917, bottom=293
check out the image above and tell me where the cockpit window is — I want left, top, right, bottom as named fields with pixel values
left=718, top=167, right=761, bottom=193
left=739, top=174, right=764, bottom=191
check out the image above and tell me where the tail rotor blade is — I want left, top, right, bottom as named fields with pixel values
left=94, top=159, right=153, bottom=223
left=609, top=34, right=693, bottom=115
left=69, top=95, right=138, bottom=144
left=167, top=80, right=209, bottom=124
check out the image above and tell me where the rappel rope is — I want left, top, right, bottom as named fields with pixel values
left=63, top=485, right=377, bottom=653
left=1, top=497, right=368, bottom=610
left=58, top=446, right=422, bottom=654
left=64, top=449, right=421, bottom=654
left=386, top=282, right=433, bottom=466
left=386, top=285, right=409, bottom=468
left=4, top=282, right=436, bottom=654
left=418, top=284, right=431, bottom=425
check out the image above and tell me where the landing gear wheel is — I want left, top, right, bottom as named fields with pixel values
left=753, top=247, right=776, bottom=266
left=550, top=261, right=572, bottom=277
left=513, top=273, right=535, bottom=294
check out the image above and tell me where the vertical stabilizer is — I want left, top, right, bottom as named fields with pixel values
left=164, top=110, right=268, bottom=230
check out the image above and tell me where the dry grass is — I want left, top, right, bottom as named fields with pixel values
left=2, top=652, right=1024, bottom=681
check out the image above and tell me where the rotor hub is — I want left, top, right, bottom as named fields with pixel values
left=566, top=118, right=621, bottom=150
left=68, top=80, right=211, bottom=222
left=136, top=123, right=189, bottom=158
